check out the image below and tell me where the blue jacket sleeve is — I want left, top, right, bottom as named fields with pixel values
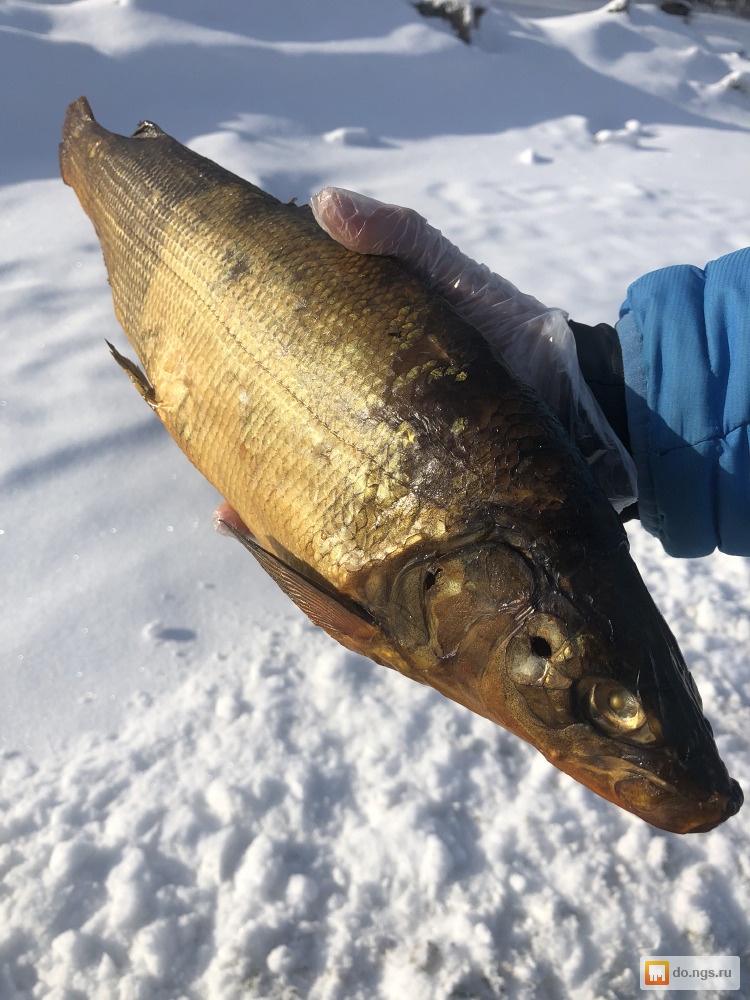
left=616, top=247, right=750, bottom=557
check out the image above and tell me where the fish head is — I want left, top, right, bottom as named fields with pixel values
left=387, top=530, right=742, bottom=833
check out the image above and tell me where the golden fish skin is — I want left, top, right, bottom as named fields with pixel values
left=60, top=97, right=742, bottom=833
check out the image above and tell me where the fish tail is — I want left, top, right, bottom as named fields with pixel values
left=59, top=96, right=102, bottom=190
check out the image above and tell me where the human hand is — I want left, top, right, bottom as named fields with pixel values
left=310, top=187, right=637, bottom=513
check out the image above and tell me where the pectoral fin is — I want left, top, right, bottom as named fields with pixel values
left=107, top=340, right=157, bottom=408
left=220, top=520, right=383, bottom=657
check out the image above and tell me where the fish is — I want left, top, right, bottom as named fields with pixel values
left=60, top=96, right=742, bottom=834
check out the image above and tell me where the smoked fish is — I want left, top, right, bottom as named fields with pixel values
left=60, top=97, right=742, bottom=833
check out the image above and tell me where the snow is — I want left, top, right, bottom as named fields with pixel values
left=1, top=1, right=750, bottom=997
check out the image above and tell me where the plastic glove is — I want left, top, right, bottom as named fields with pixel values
left=311, top=187, right=637, bottom=513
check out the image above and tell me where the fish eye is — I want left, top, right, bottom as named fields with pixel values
left=581, top=679, right=656, bottom=743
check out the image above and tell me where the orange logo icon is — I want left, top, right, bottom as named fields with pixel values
left=645, top=960, right=670, bottom=986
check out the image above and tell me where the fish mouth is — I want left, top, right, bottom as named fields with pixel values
left=611, top=770, right=743, bottom=834
left=544, top=735, right=743, bottom=834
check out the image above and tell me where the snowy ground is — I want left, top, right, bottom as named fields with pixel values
left=2, top=2, right=750, bottom=998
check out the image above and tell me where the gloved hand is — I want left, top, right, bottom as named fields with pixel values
left=310, top=187, right=637, bottom=514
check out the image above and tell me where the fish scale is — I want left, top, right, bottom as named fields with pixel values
left=60, top=97, right=742, bottom=833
